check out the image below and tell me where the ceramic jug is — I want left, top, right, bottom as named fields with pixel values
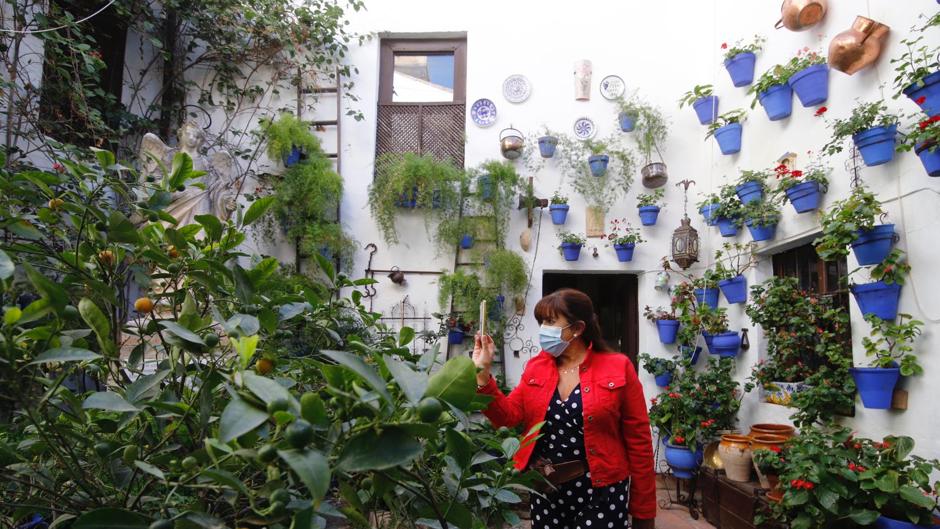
left=775, top=0, right=827, bottom=32
left=574, top=60, right=593, bottom=101
left=829, top=16, right=891, bottom=75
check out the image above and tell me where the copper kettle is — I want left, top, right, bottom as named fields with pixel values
left=828, top=16, right=891, bottom=75
left=775, top=0, right=827, bottom=32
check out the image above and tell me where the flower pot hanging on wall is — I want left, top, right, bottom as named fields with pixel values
left=828, top=16, right=890, bottom=76
left=499, top=127, right=525, bottom=160
left=775, top=0, right=827, bottom=32
left=641, top=162, right=669, bottom=189
left=574, top=60, right=593, bottom=101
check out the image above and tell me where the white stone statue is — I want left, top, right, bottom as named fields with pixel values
left=574, top=59, right=593, bottom=101
left=139, top=121, right=238, bottom=227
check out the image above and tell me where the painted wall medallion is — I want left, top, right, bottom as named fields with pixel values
left=573, top=117, right=596, bottom=140
left=470, top=98, right=497, bottom=127
left=599, top=75, right=625, bottom=100
left=574, top=59, right=593, bottom=100
left=502, top=75, right=532, bottom=103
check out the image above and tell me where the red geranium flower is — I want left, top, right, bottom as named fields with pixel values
left=721, top=42, right=728, bottom=49
left=673, top=435, right=685, bottom=444
left=769, top=445, right=782, bottom=453
left=921, top=120, right=931, bottom=130
left=790, top=170, right=803, bottom=178
left=52, top=162, right=65, bottom=173
left=815, top=106, right=828, bottom=117
left=916, top=96, right=927, bottom=105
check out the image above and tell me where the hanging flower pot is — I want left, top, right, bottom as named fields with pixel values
left=549, top=204, right=570, bottom=225
left=702, top=332, right=715, bottom=354
left=694, top=287, right=720, bottom=309
left=873, top=515, right=939, bottom=529
left=638, top=205, right=661, bottom=226
left=538, top=136, right=558, bottom=158
left=785, top=181, right=822, bottom=213
left=758, top=84, right=794, bottom=121
left=396, top=186, right=418, bottom=208
left=447, top=328, right=466, bottom=345
left=915, top=141, right=940, bottom=176
left=699, top=203, right=720, bottom=226
left=560, top=242, right=583, bottom=261
left=736, top=181, right=764, bottom=204
left=656, top=319, right=680, bottom=344
left=478, top=175, right=494, bottom=200
left=745, top=220, right=777, bottom=242
left=725, top=52, right=757, bottom=87
left=718, top=275, right=747, bottom=304
left=850, top=367, right=900, bottom=409
left=588, top=154, right=610, bottom=177
left=619, top=112, right=637, bottom=132
left=717, top=217, right=739, bottom=237
left=460, top=234, right=474, bottom=249
left=641, top=162, right=669, bottom=188
left=851, top=280, right=901, bottom=320
left=711, top=331, right=741, bottom=358
left=714, top=123, right=743, bottom=155
left=853, top=124, right=898, bottom=166
left=680, top=345, right=702, bottom=365
left=664, top=443, right=701, bottom=479
left=692, top=95, right=720, bottom=125
left=902, top=70, right=940, bottom=117
left=655, top=372, right=674, bottom=388
left=851, top=224, right=896, bottom=265
left=788, top=64, right=830, bottom=107
left=284, top=146, right=303, bottom=167
left=613, top=243, right=636, bottom=262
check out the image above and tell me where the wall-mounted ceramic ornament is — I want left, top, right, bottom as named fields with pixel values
left=574, top=60, right=593, bottom=101
left=586, top=206, right=604, bottom=237
left=599, top=75, right=625, bottom=100
left=828, top=16, right=890, bottom=75
left=519, top=228, right=532, bottom=252
left=572, top=117, right=596, bottom=140
left=470, top=98, right=497, bottom=127
left=502, top=75, right=531, bottom=103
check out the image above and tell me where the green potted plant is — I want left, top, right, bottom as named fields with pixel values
left=851, top=312, right=924, bottom=409
left=604, top=217, right=645, bottom=262
left=712, top=242, right=756, bottom=304
left=484, top=249, right=529, bottom=317
left=553, top=133, right=635, bottom=215
left=891, top=12, right=940, bottom=117
left=772, top=159, right=830, bottom=214
left=678, top=84, right=719, bottom=125
left=741, top=199, right=781, bottom=242
left=585, top=139, right=610, bottom=176
left=615, top=91, right=642, bottom=132
left=638, top=353, right=678, bottom=388
left=752, top=445, right=786, bottom=491
left=897, top=111, right=940, bottom=176
left=785, top=47, right=829, bottom=107
left=261, top=113, right=322, bottom=166
left=853, top=435, right=940, bottom=527
left=722, top=35, right=766, bottom=87
left=632, top=100, right=670, bottom=188
left=549, top=190, right=570, bottom=225
left=557, top=231, right=587, bottom=261
left=696, top=193, right=722, bottom=226
left=749, top=64, right=795, bottom=121
left=636, top=188, right=664, bottom=226
left=698, top=305, right=739, bottom=358
left=822, top=100, right=900, bottom=167
left=814, top=184, right=891, bottom=265
left=713, top=184, right=745, bottom=237
left=644, top=305, right=679, bottom=344
left=705, top=109, right=747, bottom=155
left=735, top=168, right=771, bottom=204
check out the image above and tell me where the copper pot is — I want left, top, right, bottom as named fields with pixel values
left=750, top=433, right=789, bottom=453
left=499, top=127, right=525, bottom=160
left=748, top=423, right=796, bottom=439
left=775, top=0, right=827, bottom=32
left=829, top=16, right=891, bottom=75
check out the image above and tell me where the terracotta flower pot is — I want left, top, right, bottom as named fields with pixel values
left=766, top=487, right=784, bottom=503
left=748, top=423, right=796, bottom=439
left=718, top=434, right=753, bottom=482
left=750, top=433, right=789, bottom=453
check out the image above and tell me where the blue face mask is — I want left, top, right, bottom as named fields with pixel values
left=539, top=324, right=573, bottom=357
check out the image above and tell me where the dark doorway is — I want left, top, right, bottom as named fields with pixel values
left=542, top=273, right=639, bottom=366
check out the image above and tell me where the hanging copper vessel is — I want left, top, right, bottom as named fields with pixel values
left=828, top=16, right=891, bottom=75
left=499, top=126, right=525, bottom=160
left=775, top=0, right=827, bottom=32
left=641, top=162, right=668, bottom=188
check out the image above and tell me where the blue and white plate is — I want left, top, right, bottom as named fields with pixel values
left=599, top=75, right=625, bottom=100
left=573, top=117, right=596, bottom=140
left=471, top=98, right=497, bottom=127
left=502, top=74, right=531, bottom=103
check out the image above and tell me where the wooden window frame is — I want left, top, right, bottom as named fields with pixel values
left=378, top=38, right=467, bottom=105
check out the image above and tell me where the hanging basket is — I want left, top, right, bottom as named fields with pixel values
left=641, top=162, right=668, bottom=188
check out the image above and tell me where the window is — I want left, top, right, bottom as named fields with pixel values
left=392, top=54, right=455, bottom=102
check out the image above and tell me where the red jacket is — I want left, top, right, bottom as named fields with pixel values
left=477, top=346, right=657, bottom=519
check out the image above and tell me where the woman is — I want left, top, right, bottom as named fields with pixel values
left=473, top=288, right=656, bottom=528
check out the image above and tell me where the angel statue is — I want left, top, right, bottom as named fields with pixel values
left=139, top=121, right=238, bottom=228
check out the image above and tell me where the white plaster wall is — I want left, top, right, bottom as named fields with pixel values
left=336, top=0, right=940, bottom=458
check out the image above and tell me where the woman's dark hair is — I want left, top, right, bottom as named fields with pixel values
left=533, top=288, right=614, bottom=352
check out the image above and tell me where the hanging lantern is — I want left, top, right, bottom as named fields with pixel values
left=671, top=179, right=700, bottom=270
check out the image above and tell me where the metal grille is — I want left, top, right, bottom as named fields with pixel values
left=376, top=103, right=465, bottom=168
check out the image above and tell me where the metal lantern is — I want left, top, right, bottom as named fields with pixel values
left=671, top=179, right=700, bottom=270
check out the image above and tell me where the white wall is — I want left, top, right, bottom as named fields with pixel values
left=334, top=0, right=940, bottom=458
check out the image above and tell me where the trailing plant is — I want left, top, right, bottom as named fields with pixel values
left=484, top=249, right=529, bottom=298
left=638, top=353, right=678, bottom=378
left=721, top=34, right=766, bottom=61
left=890, top=13, right=940, bottom=94
left=261, top=113, right=322, bottom=163
left=550, top=190, right=569, bottom=205
left=741, top=199, right=781, bottom=227
left=748, top=64, right=792, bottom=108
left=772, top=158, right=830, bottom=195
left=551, top=133, right=635, bottom=213
left=678, top=84, right=715, bottom=109
left=615, top=90, right=643, bottom=119
left=713, top=184, right=745, bottom=226
left=712, top=242, right=757, bottom=280
left=784, top=47, right=826, bottom=75
left=585, top=139, right=608, bottom=155
left=636, top=188, right=665, bottom=208
left=704, top=109, right=747, bottom=140
left=814, top=185, right=884, bottom=261
left=697, top=305, right=729, bottom=335
left=632, top=100, right=669, bottom=163
left=862, top=313, right=924, bottom=374
left=557, top=231, right=587, bottom=246
left=437, top=269, right=486, bottom=315
left=604, top=217, right=645, bottom=246
left=822, top=100, right=899, bottom=156
left=696, top=193, right=720, bottom=210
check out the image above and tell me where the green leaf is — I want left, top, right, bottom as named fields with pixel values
left=321, top=349, right=392, bottom=404
left=233, top=264, right=254, bottom=303
left=899, top=484, right=937, bottom=509
left=277, top=448, right=330, bottom=503
left=133, top=460, right=166, bottom=480
left=0, top=249, right=14, bottom=280
left=107, top=211, right=140, bottom=243
left=242, top=196, right=275, bottom=227
left=398, top=326, right=415, bottom=346
left=8, top=220, right=42, bottom=240
left=195, top=214, right=223, bottom=241
left=233, top=335, right=259, bottom=370
left=337, top=426, right=422, bottom=471
left=79, top=298, right=115, bottom=356
left=876, top=470, right=900, bottom=493
left=159, top=321, right=205, bottom=345
left=125, top=370, right=170, bottom=404
left=493, top=489, right=522, bottom=503
left=445, top=428, right=473, bottom=469
left=73, top=508, right=149, bottom=529
left=424, top=356, right=476, bottom=410
left=218, top=396, right=268, bottom=443
left=501, top=437, right=520, bottom=459
left=201, top=468, right=249, bottom=495
left=892, top=436, right=915, bottom=462
left=83, top=392, right=139, bottom=413
left=3, top=307, right=21, bottom=325
left=29, top=347, right=101, bottom=364
left=847, top=510, right=880, bottom=526
left=242, top=371, right=292, bottom=407
left=384, top=355, right=427, bottom=405
left=278, top=302, right=309, bottom=321
left=24, top=263, right=67, bottom=312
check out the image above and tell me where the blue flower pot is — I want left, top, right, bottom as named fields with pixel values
left=851, top=281, right=901, bottom=320
left=735, top=181, right=763, bottom=204
left=700, top=203, right=720, bottom=226
left=447, top=329, right=465, bottom=345
left=788, top=64, right=829, bottom=107
left=588, top=154, right=610, bottom=176
left=758, top=84, right=793, bottom=121
left=656, top=319, right=680, bottom=344
left=724, top=52, right=756, bottom=87
left=396, top=186, right=418, bottom=208
left=478, top=175, right=493, bottom=200
left=711, top=331, right=741, bottom=358
left=874, top=514, right=939, bottom=529
left=614, top=243, right=636, bottom=262
left=694, top=287, right=720, bottom=309
left=664, top=443, right=701, bottom=479
left=717, top=216, right=739, bottom=237
left=702, top=332, right=715, bottom=354
left=718, top=275, right=747, bottom=304
left=745, top=220, right=777, bottom=242
left=714, top=123, right=742, bottom=155
left=655, top=372, right=674, bottom=388
left=538, top=136, right=558, bottom=158
left=692, top=95, right=719, bottom=125
left=561, top=242, right=583, bottom=261
left=638, top=205, right=661, bottom=226
left=853, top=125, right=898, bottom=167
left=903, top=70, right=940, bottom=118
left=850, top=367, right=901, bottom=409
left=284, top=146, right=303, bottom=167
left=851, top=224, right=896, bottom=266
left=680, top=345, right=702, bottom=366
left=619, top=112, right=637, bottom=132
left=916, top=141, right=940, bottom=176
left=549, top=204, right=569, bottom=225
left=785, top=181, right=822, bottom=213
left=460, top=234, right=474, bottom=249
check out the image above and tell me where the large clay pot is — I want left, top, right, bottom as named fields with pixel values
left=748, top=423, right=796, bottom=439
left=750, top=433, right=789, bottom=453
left=718, top=434, right=753, bottom=482
left=828, top=16, right=891, bottom=75
left=574, top=60, right=593, bottom=101
left=775, top=0, right=827, bottom=32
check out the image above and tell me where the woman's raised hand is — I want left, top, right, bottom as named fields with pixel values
left=472, top=333, right=495, bottom=385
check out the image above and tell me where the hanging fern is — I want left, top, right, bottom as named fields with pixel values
left=261, top=113, right=323, bottom=163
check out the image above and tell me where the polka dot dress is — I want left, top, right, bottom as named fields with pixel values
left=531, top=384, right=631, bottom=529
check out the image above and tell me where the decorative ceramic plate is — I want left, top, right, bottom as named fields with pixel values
left=573, top=117, right=596, bottom=140
left=470, top=98, right=497, bottom=127
left=599, top=75, right=625, bottom=100
left=502, top=75, right=531, bottom=103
